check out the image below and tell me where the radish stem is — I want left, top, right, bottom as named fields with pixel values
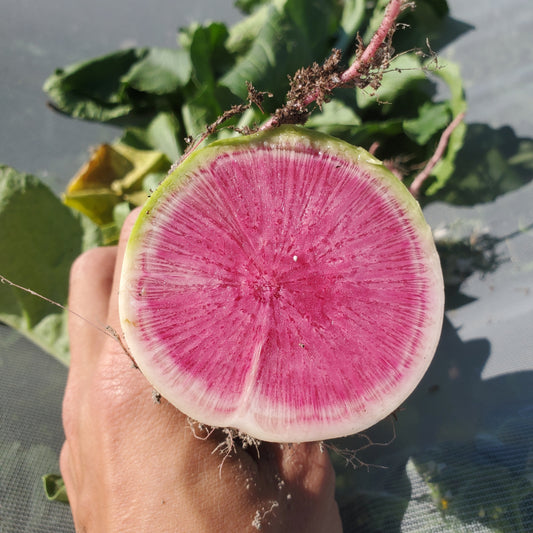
left=259, top=0, right=406, bottom=131
left=409, top=112, right=466, bottom=197
left=339, top=0, right=404, bottom=85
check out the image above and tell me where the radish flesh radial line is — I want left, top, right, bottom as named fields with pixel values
left=119, top=126, right=445, bottom=443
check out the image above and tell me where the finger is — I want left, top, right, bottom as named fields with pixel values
left=68, top=246, right=118, bottom=374
left=279, top=443, right=336, bottom=492
left=59, top=441, right=78, bottom=509
left=258, top=442, right=336, bottom=504
left=63, top=246, right=118, bottom=450
left=95, top=207, right=146, bottom=384
left=105, top=207, right=141, bottom=334
left=267, top=442, right=342, bottom=532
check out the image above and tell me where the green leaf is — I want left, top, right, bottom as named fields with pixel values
left=0, top=166, right=102, bottom=364
left=362, top=0, right=394, bottom=42
left=424, top=58, right=467, bottom=196
left=179, top=22, right=233, bottom=85
left=334, top=0, right=366, bottom=51
left=343, top=118, right=405, bottom=149
left=181, top=86, right=230, bottom=139
left=431, top=59, right=467, bottom=118
left=226, top=4, right=271, bottom=56
left=364, top=0, right=449, bottom=49
left=356, top=53, right=428, bottom=112
left=121, top=47, right=192, bottom=94
left=98, top=201, right=136, bottom=245
left=234, top=0, right=270, bottom=15
left=220, top=0, right=339, bottom=105
left=42, top=474, right=69, bottom=503
left=176, top=22, right=240, bottom=138
left=43, top=48, right=148, bottom=122
left=62, top=143, right=170, bottom=238
left=404, top=101, right=451, bottom=145
left=121, top=112, right=183, bottom=161
left=305, top=99, right=361, bottom=136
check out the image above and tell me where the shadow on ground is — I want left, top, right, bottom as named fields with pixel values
left=429, top=123, right=533, bottom=206
left=333, top=315, right=533, bottom=532
left=333, top=125, right=533, bottom=529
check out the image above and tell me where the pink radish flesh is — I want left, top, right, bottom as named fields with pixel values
left=119, top=127, right=444, bottom=443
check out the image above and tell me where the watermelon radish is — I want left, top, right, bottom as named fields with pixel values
left=119, top=125, right=444, bottom=443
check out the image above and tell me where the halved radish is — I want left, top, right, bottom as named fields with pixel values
left=119, top=126, right=444, bottom=443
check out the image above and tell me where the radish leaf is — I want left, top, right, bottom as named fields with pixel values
left=0, top=166, right=101, bottom=364
left=220, top=0, right=338, bottom=106
left=43, top=48, right=148, bottom=122
left=121, top=48, right=192, bottom=94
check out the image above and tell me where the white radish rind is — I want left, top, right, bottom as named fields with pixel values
left=119, top=126, right=444, bottom=443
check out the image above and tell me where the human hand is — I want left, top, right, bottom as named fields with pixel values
left=60, top=208, right=343, bottom=532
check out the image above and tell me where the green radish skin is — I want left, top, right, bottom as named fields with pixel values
left=119, top=126, right=444, bottom=443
